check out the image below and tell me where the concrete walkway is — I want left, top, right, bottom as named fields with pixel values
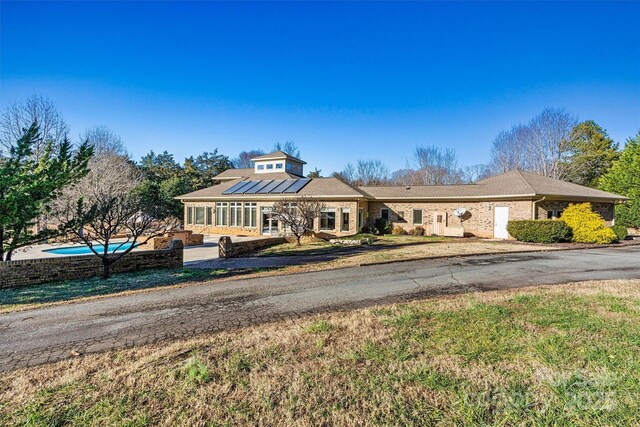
left=1, top=245, right=639, bottom=372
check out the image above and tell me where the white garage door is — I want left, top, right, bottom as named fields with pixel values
left=493, top=206, right=510, bottom=239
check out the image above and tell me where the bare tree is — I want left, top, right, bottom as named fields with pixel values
left=271, top=197, right=325, bottom=245
left=273, top=140, right=300, bottom=158
left=407, top=145, right=463, bottom=185
left=52, top=153, right=179, bottom=278
left=0, top=95, right=69, bottom=160
left=460, top=164, right=492, bottom=183
left=79, top=125, right=127, bottom=156
left=339, top=159, right=390, bottom=186
left=489, top=125, right=530, bottom=173
left=489, top=108, right=578, bottom=179
left=233, top=149, right=266, bottom=168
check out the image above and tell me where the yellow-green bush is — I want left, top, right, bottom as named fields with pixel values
left=560, top=203, right=618, bottom=244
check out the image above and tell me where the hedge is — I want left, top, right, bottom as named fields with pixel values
left=506, top=220, right=572, bottom=243
left=611, top=224, right=628, bottom=241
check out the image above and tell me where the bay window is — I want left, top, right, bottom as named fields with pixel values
left=216, top=202, right=228, bottom=226
left=320, top=209, right=336, bottom=230
left=243, top=203, right=257, bottom=227
left=195, top=207, right=205, bottom=225
left=230, top=202, right=242, bottom=226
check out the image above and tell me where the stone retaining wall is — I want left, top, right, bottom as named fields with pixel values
left=0, top=240, right=184, bottom=289
left=218, top=236, right=286, bottom=258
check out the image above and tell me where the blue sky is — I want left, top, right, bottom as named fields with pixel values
left=2, top=1, right=639, bottom=174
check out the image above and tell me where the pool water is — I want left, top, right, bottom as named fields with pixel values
left=45, top=242, right=138, bottom=255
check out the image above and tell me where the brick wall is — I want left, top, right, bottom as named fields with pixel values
left=537, top=201, right=615, bottom=225
left=0, top=240, right=184, bottom=289
left=366, top=200, right=533, bottom=238
left=218, top=236, right=287, bottom=258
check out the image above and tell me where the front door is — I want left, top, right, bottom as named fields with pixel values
left=262, top=208, right=279, bottom=235
left=432, top=212, right=446, bottom=236
left=493, top=206, right=510, bottom=239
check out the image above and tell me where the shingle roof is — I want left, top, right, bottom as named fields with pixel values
left=251, top=150, right=306, bottom=164
left=359, top=170, right=627, bottom=201
left=178, top=169, right=627, bottom=202
left=178, top=177, right=365, bottom=199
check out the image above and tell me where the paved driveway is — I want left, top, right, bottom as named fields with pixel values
left=1, top=246, right=639, bottom=372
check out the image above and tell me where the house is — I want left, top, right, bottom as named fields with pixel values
left=177, top=151, right=627, bottom=239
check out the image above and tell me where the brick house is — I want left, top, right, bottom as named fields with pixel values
left=177, top=151, right=627, bottom=239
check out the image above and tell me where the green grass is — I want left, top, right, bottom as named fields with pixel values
left=0, top=268, right=228, bottom=311
left=3, top=281, right=640, bottom=425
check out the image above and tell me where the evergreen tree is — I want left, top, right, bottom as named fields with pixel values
left=599, top=132, right=640, bottom=227
left=0, top=122, right=92, bottom=260
left=564, top=120, right=619, bottom=187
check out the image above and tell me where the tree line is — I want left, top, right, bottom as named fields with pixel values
left=1, top=96, right=639, bottom=268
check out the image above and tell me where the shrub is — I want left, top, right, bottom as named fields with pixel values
left=410, top=226, right=426, bottom=236
left=392, top=225, right=407, bottom=235
left=560, top=203, right=618, bottom=244
left=374, top=218, right=391, bottom=235
left=611, top=224, right=628, bottom=241
left=506, top=220, right=572, bottom=243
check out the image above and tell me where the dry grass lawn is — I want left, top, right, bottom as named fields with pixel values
left=1, top=239, right=553, bottom=314
left=2, top=279, right=640, bottom=426
left=256, top=236, right=555, bottom=273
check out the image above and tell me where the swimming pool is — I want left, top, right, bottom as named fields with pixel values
left=45, top=242, right=138, bottom=255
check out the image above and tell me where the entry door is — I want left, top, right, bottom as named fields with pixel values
left=493, top=206, right=510, bottom=239
left=432, top=212, right=446, bottom=236
left=262, top=208, right=279, bottom=235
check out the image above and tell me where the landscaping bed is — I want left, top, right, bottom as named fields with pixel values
left=2, top=279, right=639, bottom=425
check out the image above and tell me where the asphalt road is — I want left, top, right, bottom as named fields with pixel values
left=1, top=246, right=639, bottom=372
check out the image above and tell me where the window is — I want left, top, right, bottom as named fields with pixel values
left=413, top=209, right=423, bottom=225
left=276, top=163, right=283, bottom=169
left=230, top=202, right=242, bottom=226
left=266, top=164, right=274, bottom=169
left=206, top=207, right=213, bottom=225
left=320, top=209, right=336, bottom=230
left=286, top=163, right=292, bottom=170
left=187, top=207, right=193, bottom=225
left=216, top=202, right=228, bottom=226
left=243, top=203, right=257, bottom=227
left=257, top=164, right=264, bottom=170
left=195, top=207, right=205, bottom=225
left=547, top=210, right=564, bottom=220
left=381, top=208, right=389, bottom=221
left=341, top=209, right=350, bottom=232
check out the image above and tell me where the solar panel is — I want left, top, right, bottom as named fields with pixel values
left=270, top=179, right=297, bottom=193
left=222, top=178, right=313, bottom=196
left=283, top=178, right=311, bottom=193
left=238, top=180, right=264, bottom=194
left=231, top=180, right=260, bottom=194
left=243, top=180, right=272, bottom=194
left=257, top=180, right=285, bottom=194
left=222, top=181, right=249, bottom=195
